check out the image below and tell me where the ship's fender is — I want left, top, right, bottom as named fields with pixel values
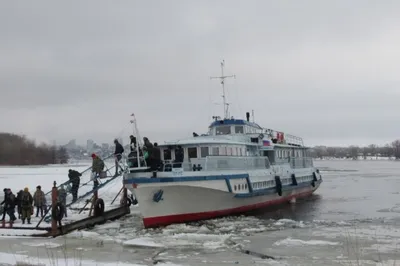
left=275, top=176, right=282, bottom=196
left=291, top=174, right=297, bottom=186
left=312, top=172, right=318, bottom=181
left=311, top=172, right=317, bottom=187
left=94, top=198, right=105, bottom=217
left=51, top=202, right=65, bottom=222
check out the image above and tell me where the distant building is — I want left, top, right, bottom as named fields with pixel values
left=87, top=139, right=94, bottom=153
left=102, top=143, right=109, bottom=150
left=65, top=139, right=78, bottom=150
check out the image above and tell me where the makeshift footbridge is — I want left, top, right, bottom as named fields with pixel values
left=0, top=154, right=134, bottom=237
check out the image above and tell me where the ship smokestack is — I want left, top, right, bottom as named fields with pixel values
left=246, top=112, right=250, bottom=122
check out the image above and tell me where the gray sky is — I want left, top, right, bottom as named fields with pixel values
left=1, top=0, right=400, bottom=147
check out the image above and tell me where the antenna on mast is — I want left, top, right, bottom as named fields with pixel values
left=210, top=60, right=235, bottom=119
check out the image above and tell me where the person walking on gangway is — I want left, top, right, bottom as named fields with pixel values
left=91, top=153, right=105, bottom=188
left=68, top=169, right=81, bottom=202
left=58, top=185, right=67, bottom=218
left=113, top=139, right=125, bottom=177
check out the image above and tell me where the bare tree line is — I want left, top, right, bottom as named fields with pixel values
left=310, top=140, right=400, bottom=160
left=0, top=133, right=69, bottom=166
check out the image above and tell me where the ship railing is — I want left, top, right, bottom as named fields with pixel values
left=204, top=156, right=271, bottom=171
left=289, top=157, right=314, bottom=169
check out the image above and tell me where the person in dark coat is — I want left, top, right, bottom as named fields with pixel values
left=68, top=169, right=81, bottom=201
left=0, top=188, right=8, bottom=221
left=16, top=190, right=23, bottom=219
left=2, top=189, right=16, bottom=222
left=113, top=139, right=125, bottom=177
left=175, top=146, right=184, bottom=163
left=143, top=137, right=154, bottom=168
left=129, top=135, right=137, bottom=152
left=152, top=143, right=162, bottom=170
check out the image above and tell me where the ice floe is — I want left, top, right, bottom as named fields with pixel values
left=273, top=237, right=340, bottom=247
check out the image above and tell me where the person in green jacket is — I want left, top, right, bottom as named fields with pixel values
left=91, top=153, right=105, bottom=188
left=21, top=187, right=33, bottom=224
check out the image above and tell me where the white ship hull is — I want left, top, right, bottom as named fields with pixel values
left=124, top=169, right=322, bottom=228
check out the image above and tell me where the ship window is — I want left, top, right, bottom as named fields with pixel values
left=220, top=147, right=227, bottom=156
left=227, top=147, right=232, bottom=156
left=188, top=147, right=198, bottom=159
left=200, top=147, right=209, bottom=158
left=235, top=126, right=244, bottom=134
left=234, top=185, right=237, bottom=191
left=163, top=149, right=172, bottom=160
left=212, top=147, right=219, bottom=156
left=245, top=184, right=247, bottom=189
left=216, top=126, right=231, bottom=135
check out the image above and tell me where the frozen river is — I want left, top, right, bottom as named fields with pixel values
left=0, top=159, right=399, bottom=265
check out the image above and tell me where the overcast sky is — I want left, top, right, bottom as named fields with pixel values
left=1, top=0, right=400, bottom=147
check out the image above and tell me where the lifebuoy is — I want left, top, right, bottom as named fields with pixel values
left=291, top=174, right=297, bottom=186
left=275, top=176, right=282, bottom=196
left=51, top=202, right=64, bottom=222
left=94, top=198, right=105, bottom=217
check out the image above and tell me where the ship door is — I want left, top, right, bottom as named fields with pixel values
left=264, top=150, right=275, bottom=164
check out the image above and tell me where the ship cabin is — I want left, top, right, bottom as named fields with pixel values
left=157, top=115, right=312, bottom=171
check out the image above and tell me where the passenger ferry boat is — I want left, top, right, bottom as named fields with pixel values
left=123, top=61, right=322, bottom=228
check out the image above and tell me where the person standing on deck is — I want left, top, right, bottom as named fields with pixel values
left=113, top=139, right=124, bottom=177
left=174, top=146, right=184, bottom=167
left=143, top=137, right=154, bottom=168
left=91, top=153, right=105, bottom=189
left=68, top=169, right=81, bottom=202
left=129, top=135, right=137, bottom=152
left=33, top=186, right=46, bottom=217
left=20, top=187, right=33, bottom=224
left=153, top=143, right=162, bottom=170
left=57, top=185, right=67, bottom=218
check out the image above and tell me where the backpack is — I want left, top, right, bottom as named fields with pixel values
left=22, top=193, right=30, bottom=204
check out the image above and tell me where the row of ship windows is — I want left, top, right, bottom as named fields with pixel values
left=234, top=183, right=248, bottom=191
left=164, top=146, right=246, bottom=160
left=232, top=176, right=314, bottom=192
left=253, top=180, right=275, bottom=189
left=276, top=149, right=307, bottom=158
left=298, top=175, right=313, bottom=183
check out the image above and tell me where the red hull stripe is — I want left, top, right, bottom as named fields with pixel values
left=143, top=190, right=314, bottom=228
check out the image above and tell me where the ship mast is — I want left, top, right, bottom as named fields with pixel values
left=210, top=60, right=235, bottom=119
